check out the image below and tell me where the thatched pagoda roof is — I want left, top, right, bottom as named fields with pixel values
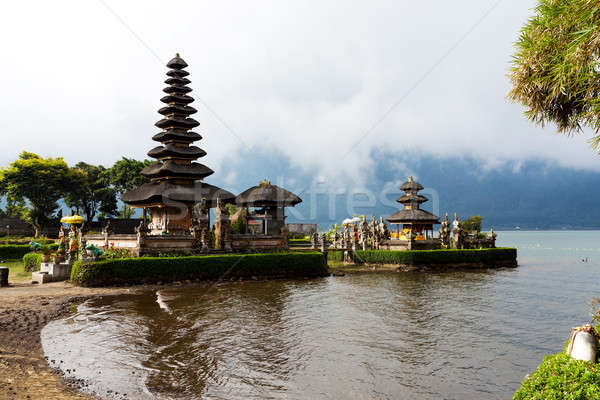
left=147, top=144, right=206, bottom=159
left=121, top=181, right=235, bottom=207
left=386, top=209, right=440, bottom=224
left=400, top=176, right=424, bottom=191
left=236, top=180, right=302, bottom=207
left=140, top=161, right=213, bottom=180
left=396, top=193, right=428, bottom=204
left=122, top=54, right=235, bottom=208
left=386, top=176, right=439, bottom=225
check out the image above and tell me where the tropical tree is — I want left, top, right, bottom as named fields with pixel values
left=461, top=215, right=483, bottom=233
left=509, top=0, right=600, bottom=150
left=65, top=162, right=118, bottom=222
left=0, top=152, right=86, bottom=236
left=100, top=157, right=153, bottom=219
left=3, top=197, right=29, bottom=219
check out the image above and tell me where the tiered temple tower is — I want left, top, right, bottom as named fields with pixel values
left=122, top=54, right=234, bottom=235
left=386, top=176, right=440, bottom=240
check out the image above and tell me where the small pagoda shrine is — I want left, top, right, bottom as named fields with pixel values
left=385, top=176, right=441, bottom=250
left=229, top=180, right=301, bottom=250
left=121, top=54, right=234, bottom=237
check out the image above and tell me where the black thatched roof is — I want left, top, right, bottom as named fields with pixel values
left=121, top=181, right=235, bottom=207
left=158, top=104, right=196, bottom=116
left=400, top=176, right=424, bottom=191
left=236, top=180, right=302, bottom=207
left=386, top=209, right=440, bottom=224
left=140, top=161, right=213, bottom=180
left=147, top=144, right=206, bottom=159
left=152, top=130, right=201, bottom=143
left=396, top=193, right=428, bottom=204
left=167, top=54, right=188, bottom=69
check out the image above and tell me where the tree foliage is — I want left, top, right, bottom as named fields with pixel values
left=100, top=157, right=152, bottom=219
left=100, top=157, right=152, bottom=194
left=0, top=152, right=85, bottom=235
left=509, top=0, right=600, bottom=150
left=460, top=215, right=483, bottom=233
left=65, top=162, right=117, bottom=222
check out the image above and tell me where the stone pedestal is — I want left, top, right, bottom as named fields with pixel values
left=32, top=262, right=73, bottom=284
left=0, top=267, right=8, bottom=287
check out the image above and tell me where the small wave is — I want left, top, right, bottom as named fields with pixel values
left=156, top=291, right=171, bottom=313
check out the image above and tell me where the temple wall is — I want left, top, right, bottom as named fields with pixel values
left=231, top=234, right=285, bottom=250
left=85, top=235, right=138, bottom=249
left=86, top=219, right=140, bottom=234
left=381, top=239, right=442, bottom=251
left=286, top=223, right=317, bottom=235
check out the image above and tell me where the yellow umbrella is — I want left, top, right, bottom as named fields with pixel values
left=60, top=215, right=84, bottom=224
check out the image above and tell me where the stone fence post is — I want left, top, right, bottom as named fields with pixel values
left=0, top=267, right=8, bottom=287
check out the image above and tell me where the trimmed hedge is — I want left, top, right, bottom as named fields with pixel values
left=0, top=244, right=58, bottom=260
left=71, top=252, right=328, bottom=287
left=23, top=252, right=43, bottom=271
left=354, top=248, right=517, bottom=266
left=327, top=251, right=344, bottom=262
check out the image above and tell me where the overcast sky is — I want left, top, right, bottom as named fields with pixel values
left=1, top=0, right=599, bottom=186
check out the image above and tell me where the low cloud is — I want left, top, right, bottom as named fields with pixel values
left=1, top=0, right=599, bottom=184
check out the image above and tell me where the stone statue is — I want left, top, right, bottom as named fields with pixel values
left=342, top=225, right=350, bottom=249
left=194, top=198, right=209, bottom=223
left=102, top=220, right=112, bottom=236
left=452, top=213, right=460, bottom=230
left=379, top=216, right=390, bottom=241
left=102, top=220, right=112, bottom=247
left=487, top=228, right=497, bottom=249
left=280, top=225, right=289, bottom=250
left=333, top=228, right=340, bottom=249
left=214, top=197, right=231, bottom=251
left=451, top=213, right=464, bottom=249
left=311, top=231, right=319, bottom=250
left=78, top=226, right=86, bottom=259
left=439, top=212, right=451, bottom=246
left=359, top=216, right=368, bottom=249
left=68, top=225, right=78, bottom=262
left=200, top=227, right=209, bottom=252
left=224, top=224, right=233, bottom=252
left=369, top=215, right=377, bottom=244
left=135, top=220, right=148, bottom=248
left=57, top=226, right=66, bottom=256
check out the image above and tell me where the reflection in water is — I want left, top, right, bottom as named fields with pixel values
left=42, top=231, right=600, bottom=399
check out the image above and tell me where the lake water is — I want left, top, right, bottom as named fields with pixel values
left=41, top=231, right=600, bottom=399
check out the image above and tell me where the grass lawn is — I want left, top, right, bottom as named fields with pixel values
left=1, top=260, right=32, bottom=283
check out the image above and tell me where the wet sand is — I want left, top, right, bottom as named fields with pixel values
left=0, top=282, right=136, bottom=399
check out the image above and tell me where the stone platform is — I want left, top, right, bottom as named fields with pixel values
left=32, top=262, right=73, bottom=284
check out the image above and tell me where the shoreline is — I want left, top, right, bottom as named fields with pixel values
left=0, top=282, right=143, bottom=399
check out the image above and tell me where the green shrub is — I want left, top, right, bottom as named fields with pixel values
left=0, top=244, right=58, bottom=260
left=22, top=252, right=42, bottom=271
left=513, top=353, right=600, bottom=399
left=327, top=251, right=344, bottom=262
left=71, top=252, right=328, bottom=287
left=354, top=248, right=517, bottom=266
left=513, top=326, right=600, bottom=399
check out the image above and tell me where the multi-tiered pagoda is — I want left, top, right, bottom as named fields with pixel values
left=386, top=176, right=440, bottom=241
left=121, top=54, right=234, bottom=235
